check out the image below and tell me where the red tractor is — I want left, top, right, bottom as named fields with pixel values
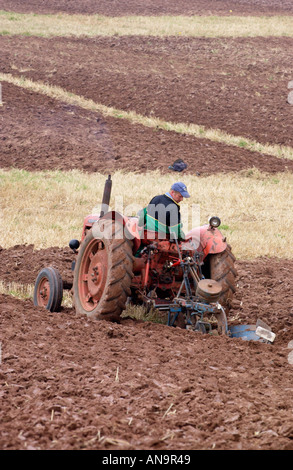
left=34, top=176, right=237, bottom=335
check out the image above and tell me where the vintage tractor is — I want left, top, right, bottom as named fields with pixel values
left=34, top=176, right=237, bottom=335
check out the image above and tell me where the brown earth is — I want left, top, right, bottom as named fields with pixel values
left=1, top=0, right=293, bottom=16
left=0, top=245, right=293, bottom=451
left=1, top=35, right=293, bottom=149
left=1, top=82, right=293, bottom=175
left=1, top=0, right=293, bottom=453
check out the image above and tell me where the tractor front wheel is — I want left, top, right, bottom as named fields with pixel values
left=73, top=218, right=134, bottom=321
left=34, top=266, right=63, bottom=312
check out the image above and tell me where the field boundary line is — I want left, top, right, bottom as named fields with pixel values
left=1, top=72, right=293, bottom=161
left=0, top=11, right=293, bottom=37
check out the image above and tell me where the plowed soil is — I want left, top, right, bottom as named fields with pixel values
left=1, top=0, right=293, bottom=453
left=1, top=82, right=293, bottom=174
left=1, top=35, right=293, bottom=148
left=1, top=246, right=293, bottom=451
left=1, top=0, right=293, bottom=16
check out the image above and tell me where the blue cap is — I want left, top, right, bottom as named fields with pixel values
left=171, top=182, right=190, bottom=198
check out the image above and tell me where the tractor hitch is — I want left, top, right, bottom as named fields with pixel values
left=167, top=297, right=228, bottom=335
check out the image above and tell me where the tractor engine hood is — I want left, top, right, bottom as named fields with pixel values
left=185, top=224, right=227, bottom=260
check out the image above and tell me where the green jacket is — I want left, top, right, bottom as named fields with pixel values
left=138, top=193, right=185, bottom=240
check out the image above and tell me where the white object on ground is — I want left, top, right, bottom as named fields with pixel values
left=255, top=326, right=276, bottom=343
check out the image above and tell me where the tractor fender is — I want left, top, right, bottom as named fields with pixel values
left=81, top=214, right=99, bottom=241
left=185, top=224, right=227, bottom=260
left=93, top=211, right=141, bottom=254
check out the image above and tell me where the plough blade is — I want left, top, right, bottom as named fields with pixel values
left=229, top=321, right=275, bottom=343
left=229, top=324, right=262, bottom=341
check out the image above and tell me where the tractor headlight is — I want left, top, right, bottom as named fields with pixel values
left=208, top=216, right=221, bottom=228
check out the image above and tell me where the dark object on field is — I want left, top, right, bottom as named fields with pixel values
left=168, top=159, right=187, bottom=172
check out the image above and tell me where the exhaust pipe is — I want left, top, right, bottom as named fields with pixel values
left=100, top=175, right=112, bottom=218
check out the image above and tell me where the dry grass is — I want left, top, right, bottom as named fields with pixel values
left=1, top=73, right=293, bottom=161
left=0, top=11, right=293, bottom=37
left=0, top=280, right=34, bottom=300
left=121, top=303, right=167, bottom=324
left=0, top=168, right=293, bottom=260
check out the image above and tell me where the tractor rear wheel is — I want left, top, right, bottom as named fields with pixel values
left=34, top=266, right=63, bottom=312
left=209, top=245, right=237, bottom=310
left=73, top=218, right=133, bottom=321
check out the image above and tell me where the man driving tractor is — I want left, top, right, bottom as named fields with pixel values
left=138, top=182, right=190, bottom=241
